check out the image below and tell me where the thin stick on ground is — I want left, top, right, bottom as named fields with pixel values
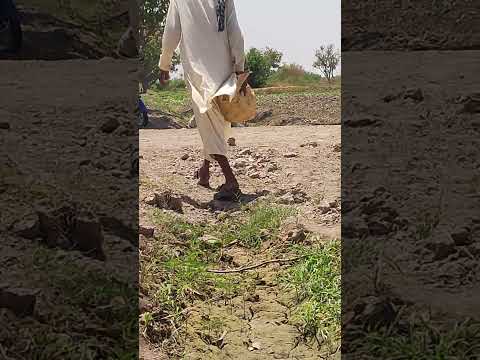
left=207, top=257, right=303, bottom=274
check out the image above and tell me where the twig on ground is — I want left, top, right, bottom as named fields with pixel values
left=207, top=257, right=303, bottom=274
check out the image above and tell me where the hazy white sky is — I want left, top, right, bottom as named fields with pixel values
left=235, top=0, right=341, bottom=73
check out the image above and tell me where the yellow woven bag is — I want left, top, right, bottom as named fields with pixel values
left=215, top=72, right=256, bottom=123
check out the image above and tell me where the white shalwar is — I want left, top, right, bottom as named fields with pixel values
left=159, top=0, right=245, bottom=161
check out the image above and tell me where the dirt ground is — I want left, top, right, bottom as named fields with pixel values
left=139, top=125, right=341, bottom=359
left=140, top=126, right=340, bottom=238
left=1, top=60, right=139, bottom=358
left=342, top=51, right=480, bottom=356
left=342, top=0, right=480, bottom=50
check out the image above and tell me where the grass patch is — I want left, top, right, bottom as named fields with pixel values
left=5, top=247, right=139, bottom=360
left=352, top=320, right=480, bottom=359
left=283, top=240, right=341, bottom=346
left=141, top=202, right=294, bottom=352
left=219, top=204, right=295, bottom=248
left=142, top=89, right=189, bottom=116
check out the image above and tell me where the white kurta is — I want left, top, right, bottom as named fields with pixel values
left=159, top=0, right=245, bottom=161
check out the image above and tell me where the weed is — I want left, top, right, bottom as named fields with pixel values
left=282, top=240, right=341, bottom=346
left=220, top=203, right=294, bottom=248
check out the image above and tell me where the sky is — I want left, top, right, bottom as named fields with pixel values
left=235, top=0, right=341, bottom=73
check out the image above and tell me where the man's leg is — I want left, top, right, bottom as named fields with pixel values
left=211, top=154, right=239, bottom=191
left=196, top=159, right=210, bottom=187
left=194, top=102, right=239, bottom=191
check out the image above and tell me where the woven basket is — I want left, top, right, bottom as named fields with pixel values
left=215, top=72, right=256, bottom=124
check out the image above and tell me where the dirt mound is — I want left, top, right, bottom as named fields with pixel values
left=252, top=93, right=340, bottom=126
left=10, top=2, right=129, bottom=59
left=343, top=0, right=480, bottom=50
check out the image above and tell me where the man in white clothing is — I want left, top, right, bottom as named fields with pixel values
left=159, top=0, right=246, bottom=200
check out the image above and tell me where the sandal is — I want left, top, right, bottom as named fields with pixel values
left=214, top=185, right=242, bottom=201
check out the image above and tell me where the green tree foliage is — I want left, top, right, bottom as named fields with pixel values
left=245, top=47, right=283, bottom=88
left=141, top=0, right=180, bottom=88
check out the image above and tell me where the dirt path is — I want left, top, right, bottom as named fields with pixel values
left=139, top=125, right=340, bottom=359
left=140, top=125, right=340, bottom=238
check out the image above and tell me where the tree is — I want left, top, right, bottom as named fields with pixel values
left=313, top=44, right=340, bottom=82
left=245, top=47, right=283, bottom=88
left=263, top=47, right=283, bottom=71
left=140, top=0, right=181, bottom=89
left=245, top=48, right=271, bottom=88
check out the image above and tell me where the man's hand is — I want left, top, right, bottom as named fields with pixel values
left=236, top=71, right=249, bottom=96
left=159, top=70, right=170, bottom=86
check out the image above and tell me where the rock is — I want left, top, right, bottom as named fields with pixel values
left=139, top=225, right=155, bottom=238
left=329, top=200, right=339, bottom=209
left=0, top=122, right=10, bottom=130
left=404, top=88, right=424, bottom=102
left=233, top=160, right=247, bottom=169
left=181, top=153, right=189, bottom=161
left=0, top=287, right=37, bottom=317
left=368, top=220, right=391, bottom=236
left=251, top=342, right=262, bottom=350
left=227, top=137, right=236, bottom=146
left=451, top=227, right=473, bottom=246
left=100, top=216, right=138, bottom=246
left=71, top=216, right=105, bottom=261
left=13, top=216, right=41, bottom=240
left=267, top=163, right=279, bottom=172
left=249, top=172, right=261, bottom=179
left=100, top=117, right=120, bottom=133
left=283, top=152, right=298, bottom=158
left=319, top=204, right=331, bottom=214
left=239, top=148, right=252, bottom=156
left=425, top=230, right=456, bottom=261
left=281, top=224, right=309, bottom=243
left=301, top=141, right=318, bottom=148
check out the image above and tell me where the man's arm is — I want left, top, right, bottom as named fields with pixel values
left=226, top=0, right=245, bottom=74
left=159, top=0, right=181, bottom=73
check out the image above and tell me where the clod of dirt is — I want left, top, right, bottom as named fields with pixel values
left=283, top=152, right=298, bottom=158
left=267, top=163, right=279, bottom=172
left=181, top=154, right=190, bottom=161
left=239, top=148, right=252, bottom=156
left=100, top=117, right=121, bottom=133
left=13, top=216, right=41, bottom=240
left=300, top=141, right=318, bottom=148
left=344, top=118, right=378, bottom=128
left=0, top=122, right=10, bottom=130
left=277, top=188, right=309, bottom=205
left=425, top=230, right=457, bottom=261
left=228, top=137, right=236, bottom=146
left=145, top=191, right=183, bottom=213
left=71, top=216, right=106, bottom=261
left=100, top=216, right=138, bottom=246
left=233, top=159, right=247, bottom=169
left=139, top=225, right=155, bottom=238
left=350, top=296, right=397, bottom=330
left=461, top=94, right=480, bottom=114
left=404, top=88, right=424, bottom=102
left=279, top=223, right=310, bottom=244
left=0, top=287, right=37, bottom=317
left=451, top=227, right=473, bottom=246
